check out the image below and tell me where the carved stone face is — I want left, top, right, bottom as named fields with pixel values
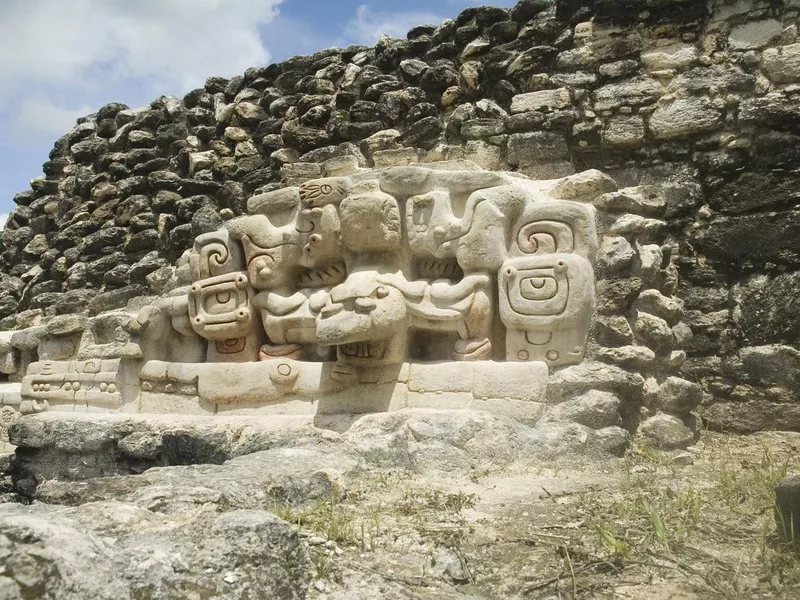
left=189, top=272, right=255, bottom=342
left=316, top=271, right=408, bottom=348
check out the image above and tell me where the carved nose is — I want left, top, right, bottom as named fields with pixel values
left=320, top=303, right=344, bottom=318
left=355, top=297, right=376, bottom=313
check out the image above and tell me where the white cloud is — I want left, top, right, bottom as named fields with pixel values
left=343, top=5, right=446, bottom=46
left=0, top=214, right=7, bottom=230
left=0, top=0, right=283, bottom=107
left=14, top=99, right=96, bottom=139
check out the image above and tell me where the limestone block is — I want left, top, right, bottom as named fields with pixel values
left=763, top=43, right=800, bottom=83
left=507, top=132, right=569, bottom=167
left=637, top=413, right=695, bottom=450
left=472, top=361, right=548, bottom=402
left=597, top=236, right=635, bottom=273
left=594, top=77, right=663, bottom=112
left=648, top=98, right=723, bottom=139
left=641, top=44, right=699, bottom=72
left=634, top=289, right=684, bottom=326
left=510, top=88, right=571, bottom=114
left=647, top=376, right=703, bottom=416
left=543, top=390, right=622, bottom=429
left=602, top=115, right=646, bottom=146
left=550, top=169, right=618, bottom=201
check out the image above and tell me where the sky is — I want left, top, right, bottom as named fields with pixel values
left=0, top=0, right=518, bottom=229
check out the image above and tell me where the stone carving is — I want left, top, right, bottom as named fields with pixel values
left=15, top=162, right=604, bottom=418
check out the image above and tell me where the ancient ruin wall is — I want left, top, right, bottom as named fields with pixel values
left=2, top=0, right=800, bottom=432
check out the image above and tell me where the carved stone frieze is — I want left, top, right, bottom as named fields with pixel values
left=12, top=162, right=611, bottom=418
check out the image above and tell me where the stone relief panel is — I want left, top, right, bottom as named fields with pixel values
left=14, top=162, right=608, bottom=418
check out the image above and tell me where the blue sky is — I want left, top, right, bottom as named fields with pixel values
left=0, top=0, right=517, bottom=229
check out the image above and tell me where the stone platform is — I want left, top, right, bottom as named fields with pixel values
left=22, top=359, right=548, bottom=424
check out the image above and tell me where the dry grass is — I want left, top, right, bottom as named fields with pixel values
left=271, top=431, right=800, bottom=599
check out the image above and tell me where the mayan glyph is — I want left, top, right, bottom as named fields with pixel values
left=12, top=161, right=603, bottom=417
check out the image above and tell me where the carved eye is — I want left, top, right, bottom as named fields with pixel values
left=321, top=184, right=332, bottom=195
left=375, top=286, right=389, bottom=299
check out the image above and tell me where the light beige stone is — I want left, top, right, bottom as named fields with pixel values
left=511, top=88, right=571, bottom=114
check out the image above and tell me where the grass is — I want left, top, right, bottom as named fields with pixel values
left=278, top=432, right=800, bottom=599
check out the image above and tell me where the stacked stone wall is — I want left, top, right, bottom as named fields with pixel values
left=2, top=0, right=800, bottom=431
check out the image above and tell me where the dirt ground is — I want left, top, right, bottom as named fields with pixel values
left=281, top=430, right=800, bottom=599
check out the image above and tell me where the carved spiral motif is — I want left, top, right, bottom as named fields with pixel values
left=200, top=242, right=230, bottom=277
left=517, top=221, right=574, bottom=255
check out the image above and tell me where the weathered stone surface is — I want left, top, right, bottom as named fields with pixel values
left=594, top=77, right=662, bottom=111
left=0, top=502, right=309, bottom=600
left=648, top=98, right=722, bottom=139
left=648, top=376, right=702, bottom=416
left=543, top=390, right=622, bottom=429
left=596, top=236, right=635, bottom=273
left=775, top=474, right=800, bottom=543
left=507, top=131, right=568, bottom=166
left=763, top=43, right=800, bottom=83
left=603, top=115, right=645, bottom=146
left=510, top=88, right=570, bottom=113
left=637, top=413, right=695, bottom=450
left=547, top=362, right=644, bottom=403
left=702, top=402, right=800, bottom=434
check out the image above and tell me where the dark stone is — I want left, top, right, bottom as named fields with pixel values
left=419, top=61, right=459, bottom=95
left=156, top=122, right=188, bottom=147
left=129, top=212, right=156, bottom=233
left=124, top=229, right=159, bottom=253
left=177, top=178, right=222, bottom=196
left=47, top=289, right=94, bottom=315
left=296, top=94, right=333, bottom=116
left=166, top=224, right=194, bottom=258
left=117, top=176, right=150, bottom=197
left=776, top=475, right=800, bottom=543
left=79, top=227, right=127, bottom=255
left=596, top=278, right=643, bottom=314
left=734, top=272, right=800, bottom=346
left=408, top=25, right=436, bottom=39
left=242, top=168, right=276, bottom=194
left=87, top=285, right=149, bottom=316
left=13, top=190, right=36, bottom=206
left=703, top=401, right=800, bottom=434
left=364, top=80, right=404, bottom=102
left=103, top=264, right=131, bottom=288
left=129, top=254, right=169, bottom=284
left=488, top=20, right=520, bottom=43
left=70, top=138, right=109, bottom=163
left=709, top=172, right=800, bottom=215
left=97, top=102, right=129, bottom=122
left=402, top=116, right=443, bottom=149
left=204, top=76, right=229, bottom=94
left=694, top=212, right=800, bottom=266
left=133, top=158, right=170, bottom=176
left=739, top=93, right=800, bottom=128
left=85, top=253, right=127, bottom=284
left=350, top=101, right=382, bottom=123
left=281, top=121, right=330, bottom=153
left=406, top=102, right=439, bottom=125
left=53, top=221, right=101, bottom=252
left=512, top=0, right=553, bottom=23
left=426, top=42, right=459, bottom=61
left=192, top=206, right=224, bottom=238
left=217, top=180, right=247, bottom=214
